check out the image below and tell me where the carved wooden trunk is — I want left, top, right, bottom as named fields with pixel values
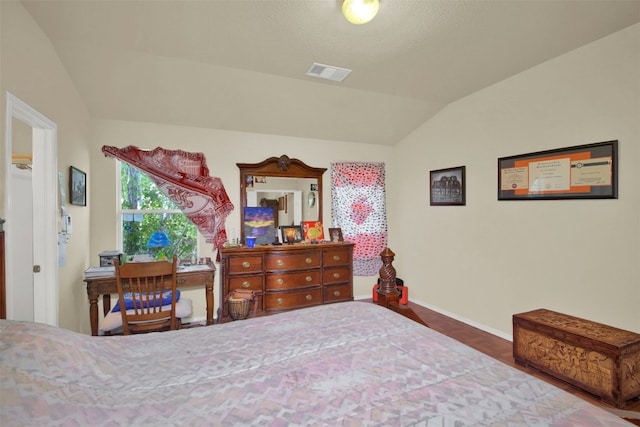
left=513, top=309, right=640, bottom=408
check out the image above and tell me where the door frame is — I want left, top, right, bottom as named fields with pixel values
left=4, top=92, right=58, bottom=326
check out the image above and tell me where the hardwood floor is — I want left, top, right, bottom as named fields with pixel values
left=384, top=300, right=640, bottom=422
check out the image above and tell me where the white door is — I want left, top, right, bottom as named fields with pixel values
left=9, top=165, right=34, bottom=321
left=4, top=92, right=58, bottom=325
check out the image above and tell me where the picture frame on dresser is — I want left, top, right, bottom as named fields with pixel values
left=301, top=221, right=324, bottom=241
left=280, top=225, right=302, bottom=243
left=328, top=228, right=344, bottom=243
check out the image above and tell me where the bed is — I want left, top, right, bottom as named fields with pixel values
left=0, top=301, right=632, bottom=426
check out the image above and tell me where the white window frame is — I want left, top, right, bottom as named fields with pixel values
left=115, top=160, right=189, bottom=253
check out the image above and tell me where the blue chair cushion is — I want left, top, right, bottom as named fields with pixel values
left=112, top=290, right=180, bottom=312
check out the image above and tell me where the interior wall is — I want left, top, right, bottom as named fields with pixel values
left=390, top=24, right=640, bottom=337
left=1, top=0, right=92, bottom=331
left=89, top=120, right=394, bottom=332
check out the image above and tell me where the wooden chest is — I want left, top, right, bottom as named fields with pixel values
left=219, top=242, right=353, bottom=322
left=513, top=309, right=640, bottom=408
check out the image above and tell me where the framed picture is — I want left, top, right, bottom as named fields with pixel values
left=243, top=206, right=276, bottom=245
left=498, top=140, right=618, bottom=200
left=280, top=225, right=302, bottom=243
left=302, top=221, right=324, bottom=241
left=430, top=166, right=465, bottom=206
left=328, top=227, right=344, bottom=243
left=70, top=166, right=86, bottom=206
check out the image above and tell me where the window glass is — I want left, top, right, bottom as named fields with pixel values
left=119, top=162, right=197, bottom=260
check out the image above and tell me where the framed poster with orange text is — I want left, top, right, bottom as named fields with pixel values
left=498, top=140, right=617, bottom=200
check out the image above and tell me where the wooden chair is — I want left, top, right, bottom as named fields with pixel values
left=99, top=255, right=192, bottom=335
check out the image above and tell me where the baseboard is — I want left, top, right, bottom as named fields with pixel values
left=355, top=294, right=513, bottom=342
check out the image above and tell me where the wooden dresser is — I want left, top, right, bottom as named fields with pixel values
left=219, top=242, right=353, bottom=322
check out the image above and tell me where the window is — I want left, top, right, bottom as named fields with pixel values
left=118, top=162, right=197, bottom=260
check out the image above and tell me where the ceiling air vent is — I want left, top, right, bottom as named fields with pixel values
left=306, top=63, right=351, bottom=82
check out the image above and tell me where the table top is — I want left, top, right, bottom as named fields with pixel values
left=84, top=263, right=215, bottom=281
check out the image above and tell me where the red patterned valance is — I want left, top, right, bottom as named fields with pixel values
left=102, top=146, right=234, bottom=251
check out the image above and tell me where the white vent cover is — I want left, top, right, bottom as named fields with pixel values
left=306, top=63, right=352, bottom=82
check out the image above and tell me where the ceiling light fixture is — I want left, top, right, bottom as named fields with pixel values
left=342, top=0, right=380, bottom=25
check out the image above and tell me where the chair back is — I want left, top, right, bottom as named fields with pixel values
left=114, top=255, right=179, bottom=335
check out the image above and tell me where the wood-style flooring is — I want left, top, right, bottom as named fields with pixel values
left=392, top=300, right=640, bottom=423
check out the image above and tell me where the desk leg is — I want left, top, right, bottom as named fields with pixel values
left=88, top=293, right=99, bottom=336
left=206, top=279, right=214, bottom=325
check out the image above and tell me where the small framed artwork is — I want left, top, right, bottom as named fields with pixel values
left=498, top=140, right=618, bottom=200
left=430, top=166, right=465, bottom=206
left=302, top=221, right=324, bottom=241
left=328, top=228, right=344, bottom=243
left=280, top=225, right=302, bottom=244
left=70, top=166, right=87, bottom=206
left=244, top=206, right=276, bottom=245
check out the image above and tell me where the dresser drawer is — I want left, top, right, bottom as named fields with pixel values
left=323, top=247, right=351, bottom=267
left=324, top=283, right=352, bottom=303
left=265, top=252, right=321, bottom=271
left=266, top=271, right=320, bottom=291
left=228, top=275, right=263, bottom=292
left=265, top=288, right=322, bottom=311
left=323, top=267, right=350, bottom=285
left=227, top=256, right=263, bottom=274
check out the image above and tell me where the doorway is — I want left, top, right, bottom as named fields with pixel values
left=4, top=92, right=58, bottom=325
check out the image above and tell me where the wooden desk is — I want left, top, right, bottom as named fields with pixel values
left=84, top=265, right=215, bottom=336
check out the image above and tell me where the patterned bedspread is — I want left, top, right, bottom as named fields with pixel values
left=0, top=301, right=631, bottom=426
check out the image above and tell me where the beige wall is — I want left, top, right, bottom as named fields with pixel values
left=391, top=24, right=640, bottom=337
left=1, top=0, right=92, bottom=331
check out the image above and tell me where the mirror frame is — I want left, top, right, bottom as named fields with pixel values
left=238, top=155, right=326, bottom=242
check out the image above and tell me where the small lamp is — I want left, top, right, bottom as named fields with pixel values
left=342, top=0, right=380, bottom=25
left=284, top=228, right=297, bottom=244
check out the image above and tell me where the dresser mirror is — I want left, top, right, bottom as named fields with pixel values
left=238, top=155, right=326, bottom=242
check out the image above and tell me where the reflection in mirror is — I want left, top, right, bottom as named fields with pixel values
left=246, top=177, right=318, bottom=227
left=238, top=155, right=326, bottom=243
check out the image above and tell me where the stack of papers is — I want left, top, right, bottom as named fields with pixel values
left=84, top=266, right=115, bottom=278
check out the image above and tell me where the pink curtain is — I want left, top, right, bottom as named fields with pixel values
left=331, top=162, right=387, bottom=276
left=102, top=146, right=234, bottom=252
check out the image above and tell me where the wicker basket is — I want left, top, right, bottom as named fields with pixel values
left=228, top=296, right=251, bottom=320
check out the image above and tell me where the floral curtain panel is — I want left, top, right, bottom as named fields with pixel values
left=102, top=146, right=234, bottom=251
left=331, top=162, right=387, bottom=276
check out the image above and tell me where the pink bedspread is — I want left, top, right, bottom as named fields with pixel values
left=0, top=302, right=631, bottom=426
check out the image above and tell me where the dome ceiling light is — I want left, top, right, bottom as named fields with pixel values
left=342, top=0, right=380, bottom=25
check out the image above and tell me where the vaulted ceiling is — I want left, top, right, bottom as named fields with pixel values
left=21, top=0, right=640, bottom=145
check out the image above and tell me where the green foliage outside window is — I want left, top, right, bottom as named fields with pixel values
left=120, top=163, right=197, bottom=260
